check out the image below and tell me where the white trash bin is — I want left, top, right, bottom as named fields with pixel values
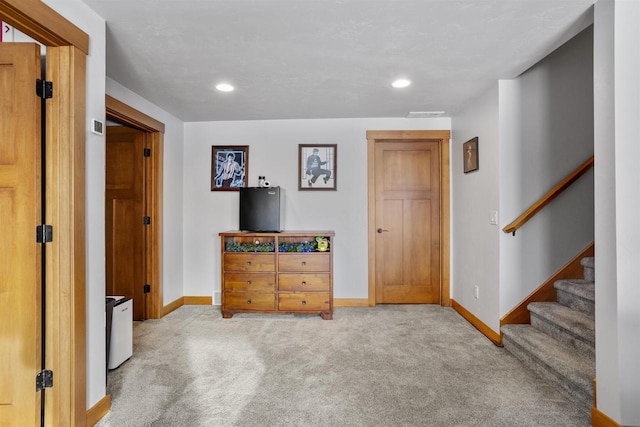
left=107, top=296, right=132, bottom=369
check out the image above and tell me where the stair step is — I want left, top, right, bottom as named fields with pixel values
left=501, top=324, right=595, bottom=410
left=555, top=279, right=595, bottom=316
left=581, top=257, right=595, bottom=282
left=528, top=302, right=595, bottom=356
left=580, top=257, right=594, bottom=269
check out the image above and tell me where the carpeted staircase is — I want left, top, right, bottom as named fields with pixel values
left=501, top=257, right=595, bottom=413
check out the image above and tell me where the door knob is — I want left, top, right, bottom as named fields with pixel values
left=377, top=228, right=389, bottom=233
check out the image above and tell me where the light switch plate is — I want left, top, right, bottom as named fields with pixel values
left=490, top=210, right=498, bottom=225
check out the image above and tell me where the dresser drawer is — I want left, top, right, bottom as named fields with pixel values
left=224, top=253, right=275, bottom=272
left=278, top=273, right=330, bottom=292
left=278, top=293, right=330, bottom=311
left=278, top=254, right=330, bottom=272
left=224, top=292, right=275, bottom=311
left=224, top=273, right=276, bottom=291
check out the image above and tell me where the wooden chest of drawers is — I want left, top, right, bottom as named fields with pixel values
left=219, top=231, right=334, bottom=320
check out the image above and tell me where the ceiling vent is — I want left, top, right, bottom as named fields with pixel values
left=406, top=111, right=445, bottom=118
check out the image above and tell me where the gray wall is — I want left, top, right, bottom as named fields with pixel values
left=499, top=26, right=594, bottom=315
left=451, top=84, right=501, bottom=331
left=452, top=26, right=595, bottom=333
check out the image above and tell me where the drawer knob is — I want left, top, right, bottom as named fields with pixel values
left=302, top=300, right=307, bottom=305
left=246, top=261, right=252, bottom=266
left=247, top=280, right=252, bottom=285
left=246, top=299, right=252, bottom=305
left=301, top=261, right=307, bottom=266
left=301, top=281, right=307, bottom=286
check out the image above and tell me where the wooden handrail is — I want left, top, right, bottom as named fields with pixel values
left=502, top=155, right=594, bottom=235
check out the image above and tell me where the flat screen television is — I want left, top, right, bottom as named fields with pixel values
left=239, top=186, right=282, bottom=232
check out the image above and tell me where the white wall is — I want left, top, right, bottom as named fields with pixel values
left=594, top=0, right=619, bottom=420
left=594, top=0, right=640, bottom=424
left=43, top=1, right=186, bottom=410
left=451, top=84, right=501, bottom=332
left=43, top=0, right=107, bottom=410
left=498, top=27, right=595, bottom=315
left=612, top=2, right=640, bottom=422
left=183, top=118, right=450, bottom=303
left=105, top=79, right=186, bottom=306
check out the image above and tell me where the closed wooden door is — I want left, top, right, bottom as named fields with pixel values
left=0, top=43, right=42, bottom=426
left=106, top=126, right=146, bottom=320
left=374, top=141, right=441, bottom=303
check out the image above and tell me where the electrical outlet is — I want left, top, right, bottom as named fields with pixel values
left=474, top=285, right=479, bottom=299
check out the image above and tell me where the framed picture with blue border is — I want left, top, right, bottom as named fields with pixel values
left=211, top=145, right=249, bottom=190
left=299, top=144, right=337, bottom=191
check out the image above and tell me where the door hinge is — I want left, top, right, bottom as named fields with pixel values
left=143, top=216, right=151, bottom=225
left=144, top=284, right=151, bottom=293
left=36, top=79, right=53, bottom=99
left=143, top=148, right=151, bottom=157
left=36, top=224, right=53, bottom=243
left=36, top=370, right=53, bottom=391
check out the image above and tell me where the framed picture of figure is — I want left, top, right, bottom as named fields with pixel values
left=463, top=137, right=478, bottom=173
left=211, top=145, right=249, bottom=191
left=298, top=144, right=337, bottom=191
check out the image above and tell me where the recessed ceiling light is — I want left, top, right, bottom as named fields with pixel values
left=392, top=79, right=411, bottom=88
left=215, top=83, right=234, bottom=92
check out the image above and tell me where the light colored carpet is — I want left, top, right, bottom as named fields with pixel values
left=98, top=305, right=590, bottom=426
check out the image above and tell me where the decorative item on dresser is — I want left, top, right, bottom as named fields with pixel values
left=219, top=231, right=335, bottom=319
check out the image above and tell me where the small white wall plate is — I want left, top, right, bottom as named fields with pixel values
left=91, top=119, right=104, bottom=135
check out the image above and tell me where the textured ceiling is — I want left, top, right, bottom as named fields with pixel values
left=79, top=0, right=594, bottom=122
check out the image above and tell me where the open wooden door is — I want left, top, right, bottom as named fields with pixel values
left=105, top=95, right=164, bottom=321
left=1, top=4, right=89, bottom=425
left=0, top=42, right=43, bottom=426
left=105, top=126, right=147, bottom=320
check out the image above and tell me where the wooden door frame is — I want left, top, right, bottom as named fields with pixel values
left=1, top=0, right=89, bottom=425
left=106, top=95, right=164, bottom=320
left=366, top=130, right=451, bottom=307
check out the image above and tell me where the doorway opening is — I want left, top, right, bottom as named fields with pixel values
left=106, top=95, right=164, bottom=320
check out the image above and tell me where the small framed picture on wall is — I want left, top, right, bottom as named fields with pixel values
left=299, top=144, right=337, bottom=190
left=211, top=145, right=249, bottom=190
left=463, top=137, right=478, bottom=173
